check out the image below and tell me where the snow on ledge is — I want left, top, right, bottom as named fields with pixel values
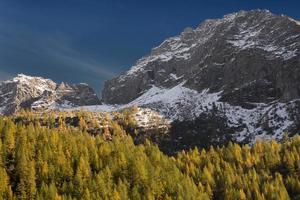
left=288, top=17, right=300, bottom=26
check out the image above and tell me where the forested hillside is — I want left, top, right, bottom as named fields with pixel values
left=0, top=113, right=299, bottom=200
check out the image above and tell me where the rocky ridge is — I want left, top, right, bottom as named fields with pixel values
left=0, top=74, right=100, bottom=115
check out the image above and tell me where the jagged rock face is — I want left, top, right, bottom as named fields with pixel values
left=0, top=74, right=100, bottom=114
left=103, top=10, right=300, bottom=105
left=55, top=82, right=100, bottom=106
left=101, top=10, right=300, bottom=144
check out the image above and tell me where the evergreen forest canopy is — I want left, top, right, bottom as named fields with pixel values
left=0, top=110, right=299, bottom=200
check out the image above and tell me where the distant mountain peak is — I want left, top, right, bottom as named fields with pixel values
left=0, top=74, right=100, bottom=114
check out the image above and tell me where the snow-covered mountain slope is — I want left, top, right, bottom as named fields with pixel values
left=100, top=10, right=300, bottom=144
left=75, top=82, right=299, bottom=144
left=0, top=74, right=100, bottom=115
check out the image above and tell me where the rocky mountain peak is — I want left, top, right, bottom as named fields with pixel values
left=102, top=9, right=300, bottom=104
left=101, top=10, right=300, bottom=145
left=0, top=74, right=100, bottom=114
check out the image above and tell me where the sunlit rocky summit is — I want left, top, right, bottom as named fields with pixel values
left=0, top=74, right=100, bottom=115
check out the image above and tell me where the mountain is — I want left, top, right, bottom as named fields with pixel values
left=102, top=9, right=300, bottom=146
left=0, top=74, right=100, bottom=115
left=0, top=10, right=299, bottom=150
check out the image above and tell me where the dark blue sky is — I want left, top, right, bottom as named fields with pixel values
left=0, top=0, right=299, bottom=94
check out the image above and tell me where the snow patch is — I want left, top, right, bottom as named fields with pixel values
left=288, top=17, right=300, bottom=26
left=170, top=73, right=184, bottom=80
left=227, top=24, right=298, bottom=60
